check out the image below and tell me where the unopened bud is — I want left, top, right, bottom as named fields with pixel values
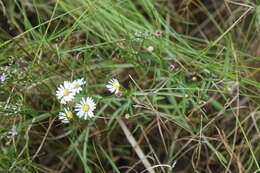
left=115, top=91, right=123, bottom=97
left=155, top=30, right=162, bottom=37
left=125, top=114, right=130, bottom=119
left=184, top=94, right=189, bottom=98
left=168, top=64, right=176, bottom=71
left=147, top=46, right=154, bottom=53
left=192, top=76, right=197, bottom=81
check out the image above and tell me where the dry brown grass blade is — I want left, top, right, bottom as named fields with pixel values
left=116, top=117, right=156, bottom=173
left=129, top=75, right=168, bottom=154
left=216, top=127, right=245, bottom=173
left=174, top=94, right=239, bottom=162
left=32, top=117, right=56, bottom=160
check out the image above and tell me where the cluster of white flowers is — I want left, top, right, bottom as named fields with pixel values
left=56, top=78, right=96, bottom=123
left=56, top=78, right=86, bottom=104
left=56, top=78, right=122, bottom=124
left=134, top=31, right=151, bottom=41
left=1, top=103, right=22, bottom=115
left=133, top=30, right=162, bottom=41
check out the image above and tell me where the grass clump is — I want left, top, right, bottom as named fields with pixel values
left=0, top=0, right=260, bottom=172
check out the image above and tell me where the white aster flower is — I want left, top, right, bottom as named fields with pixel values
left=75, top=97, right=96, bottom=120
left=106, top=78, right=120, bottom=94
left=56, top=81, right=75, bottom=104
left=71, top=78, right=86, bottom=94
left=58, top=108, right=73, bottom=123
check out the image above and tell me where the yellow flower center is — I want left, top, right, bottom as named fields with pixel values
left=113, top=83, right=120, bottom=89
left=82, top=105, right=90, bottom=112
left=73, top=83, right=80, bottom=88
left=63, top=89, right=71, bottom=96
left=65, top=112, right=73, bottom=119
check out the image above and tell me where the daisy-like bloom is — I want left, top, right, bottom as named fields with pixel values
left=75, top=97, right=96, bottom=120
left=56, top=81, right=75, bottom=104
left=58, top=108, right=73, bottom=123
left=71, top=78, right=86, bottom=94
left=106, top=78, right=120, bottom=94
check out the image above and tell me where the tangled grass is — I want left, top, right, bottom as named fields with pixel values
left=0, top=0, right=260, bottom=172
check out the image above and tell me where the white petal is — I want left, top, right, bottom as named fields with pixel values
left=88, top=111, right=94, bottom=118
